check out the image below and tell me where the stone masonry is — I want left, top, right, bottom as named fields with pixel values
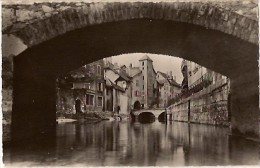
left=2, top=1, right=258, bottom=48
left=168, top=78, right=230, bottom=126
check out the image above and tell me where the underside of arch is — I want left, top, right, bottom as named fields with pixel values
left=11, top=19, right=259, bottom=145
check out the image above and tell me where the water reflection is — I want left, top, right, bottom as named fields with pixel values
left=4, top=121, right=259, bottom=166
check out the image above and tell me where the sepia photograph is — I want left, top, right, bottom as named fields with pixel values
left=1, top=0, right=259, bottom=167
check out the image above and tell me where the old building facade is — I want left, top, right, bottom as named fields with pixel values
left=156, top=71, right=181, bottom=108
left=138, top=55, right=157, bottom=109
left=56, top=55, right=182, bottom=117
left=128, top=65, right=143, bottom=110
left=126, top=55, right=160, bottom=109
left=56, top=59, right=105, bottom=114
left=104, top=62, right=132, bottom=115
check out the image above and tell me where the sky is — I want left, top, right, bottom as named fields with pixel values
left=111, top=53, right=183, bottom=84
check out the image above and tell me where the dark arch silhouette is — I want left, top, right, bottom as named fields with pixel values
left=11, top=19, right=258, bottom=145
left=158, top=112, right=166, bottom=123
left=75, top=99, right=82, bottom=115
left=138, top=112, right=156, bottom=123
left=133, top=101, right=141, bottom=110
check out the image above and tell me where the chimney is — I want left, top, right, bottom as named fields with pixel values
left=169, top=71, right=173, bottom=78
left=174, top=76, right=176, bottom=81
left=129, top=63, right=132, bottom=68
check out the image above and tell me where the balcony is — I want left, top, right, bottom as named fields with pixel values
left=188, top=72, right=213, bottom=93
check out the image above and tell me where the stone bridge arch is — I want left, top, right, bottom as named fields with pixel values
left=133, top=109, right=166, bottom=118
left=2, top=1, right=259, bottom=144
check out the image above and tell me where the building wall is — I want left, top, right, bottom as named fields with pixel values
left=168, top=78, right=230, bottom=126
left=159, top=83, right=181, bottom=108
left=187, top=61, right=208, bottom=88
left=139, top=59, right=147, bottom=107
left=146, top=61, right=157, bottom=108
left=2, top=56, right=13, bottom=122
left=105, top=87, right=113, bottom=111
left=116, top=80, right=131, bottom=114
left=56, top=88, right=104, bottom=114
left=118, top=92, right=129, bottom=114
left=139, top=59, right=156, bottom=108
left=131, top=73, right=144, bottom=108
left=104, top=66, right=131, bottom=113
left=171, top=86, right=181, bottom=98
left=105, top=69, right=119, bottom=82
left=159, top=82, right=169, bottom=108
left=156, top=72, right=181, bottom=108
left=56, top=59, right=105, bottom=114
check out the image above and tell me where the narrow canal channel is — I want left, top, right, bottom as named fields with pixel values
left=3, top=120, right=259, bottom=166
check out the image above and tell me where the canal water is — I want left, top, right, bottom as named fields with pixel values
left=3, top=120, right=259, bottom=166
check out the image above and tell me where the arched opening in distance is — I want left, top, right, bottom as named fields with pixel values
left=134, top=101, right=141, bottom=110
left=10, top=18, right=258, bottom=144
left=75, top=99, right=82, bottom=115
left=138, top=112, right=156, bottom=123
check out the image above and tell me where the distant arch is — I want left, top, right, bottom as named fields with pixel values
left=75, top=99, right=82, bottom=114
left=134, top=101, right=141, bottom=110
left=138, top=112, right=156, bottom=123
left=158, top=112, right=166, bottom=122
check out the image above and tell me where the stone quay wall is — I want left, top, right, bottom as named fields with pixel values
left=168, top=78, right=230, bottom=126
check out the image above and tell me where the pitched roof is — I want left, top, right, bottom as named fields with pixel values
left=157, top=71, right=168, bottom=79
left=157, top=71, right=181, bottom=88
left=105, top=66, right=119, bottom=75
left=116, top=70, right=131, bottom=82
left=139, top=55, right=153, bottom=62
left=168, top=79, right=181, bottom=88
left=68, top=65, right=89, bottom=77
left=158, top=79, right=168, bottom=85
left=106, top=79, right=125, bottom=92
left=128, top=67, right=142, bottom=77
left=106, top=64, right=131, bottom=82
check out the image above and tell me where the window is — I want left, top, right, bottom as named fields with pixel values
left=84, top=83, right=90, bottom=89
left=73, top=83, right=86, bottom=89
left=97, top=96, right=103, bottom=107
left=142, top=62, right=144, bottom=66
left=135, top=90, right=139, bottom=97
left=97, top=65, right=101, bottom=76
left=143, top=85, right=144, bottom=90
left=136, top=80, right=139, bottom=86
left=86, top=94, right=94, bottom=106
left=98, top=83, right=103, bottom=91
